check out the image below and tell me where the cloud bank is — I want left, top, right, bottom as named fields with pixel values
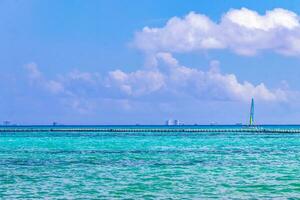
left=23, top=7, right=295, bottom=114
left=24, top=52, right=287, bottom=114
left=134, top=8, right=300, bottom=56
left=108, top=53, right=286, bottom=102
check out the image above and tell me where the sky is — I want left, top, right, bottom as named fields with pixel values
left=2, top=0, right=300, bottom=125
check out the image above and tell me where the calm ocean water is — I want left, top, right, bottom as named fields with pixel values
left=1, top=125, right=300, bottom=199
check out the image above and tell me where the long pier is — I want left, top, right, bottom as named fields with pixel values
left=0, top=127, right=300, bottom=133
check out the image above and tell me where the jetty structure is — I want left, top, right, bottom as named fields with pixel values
left=0, top=98, right=299, bottom=133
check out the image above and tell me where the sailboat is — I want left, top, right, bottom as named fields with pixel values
left=247, top=98, right=261, bottom=129
left=249, top=98, right=254, bottom=126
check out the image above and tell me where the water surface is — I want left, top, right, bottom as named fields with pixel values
left=1, top=126, right=300, bottom=199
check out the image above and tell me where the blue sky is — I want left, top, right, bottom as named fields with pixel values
left=2, top=0, right=300, bottom=125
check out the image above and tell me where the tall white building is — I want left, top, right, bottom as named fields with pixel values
left=166, top=119, right=174, bottom=126
left=165, top=119, right=181, bottom=126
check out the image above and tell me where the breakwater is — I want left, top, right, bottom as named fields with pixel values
left=0, top=127, right=300, bottom=133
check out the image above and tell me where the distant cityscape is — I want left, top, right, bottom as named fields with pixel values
left=2, top=97, right=253, bottom=127
left=2, top=121, right=63, bottom=126
left=1, top=120, right=245, bottom=126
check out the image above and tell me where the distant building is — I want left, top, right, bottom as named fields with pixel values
left=166, top=119, right=181, bottom=126
left=166, top=119, right=174, bottom=126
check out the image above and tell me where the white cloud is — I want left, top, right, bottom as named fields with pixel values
left=107, top=69, right=165, bottom=96
left=225, top=8, right=299, bottom=31
left=66, top=70, right=100, bottom=84
left=106, top=53, right=287, bottom=102
left=24, top=62, right=42, bottom=80
left=24, top=54, right=288, bottom=115
left=134, top=8, right=300, bottom=56
left=24, top=62, right=64, bottom=94
left=46, top=80, right=64, bottom=94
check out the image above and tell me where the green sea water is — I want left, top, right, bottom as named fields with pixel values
left=1, top=126, right=300, bottom=199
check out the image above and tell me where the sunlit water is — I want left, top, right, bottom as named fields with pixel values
left=1, top=126, right=300, bottom=199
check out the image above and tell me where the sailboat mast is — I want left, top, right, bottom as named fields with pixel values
left=249, top=98, right=254, bottom=126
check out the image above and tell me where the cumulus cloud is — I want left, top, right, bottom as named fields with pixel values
left=24, top=54, right=288, bottom=115
left=106, top=53, right=287, bottom=102
left=107, top=69, right=165, bottom=96
left=24, top=63, right=103, bottom=113
left=134, top=8, right=300, bottom=56
left=24, top=62, right=64, bottom=94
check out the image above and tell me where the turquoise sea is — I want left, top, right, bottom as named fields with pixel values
left=1, top=125, right=300, bottom=199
